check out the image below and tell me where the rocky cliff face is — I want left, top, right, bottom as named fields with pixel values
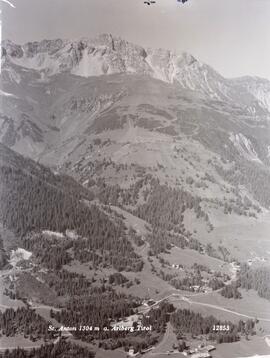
left=2, top=34, right=270, bottom=113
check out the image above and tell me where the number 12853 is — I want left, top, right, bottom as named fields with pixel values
left=212, top=325, right=230, bottom=331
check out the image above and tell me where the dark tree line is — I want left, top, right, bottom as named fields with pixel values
left=0, top=144, right=143, bottom=272
left=158, top=269, right=203, bottom=292
left=0, top=234, right=7, bottom=269
left=216, top=160, right=270, bottom=208
left=134, top=179, right=209, bottom=233
left=109, top=272, right=129, bottom=285
left=23, top=233, right=72, bottom=270
left=208, top=278, right=225, bottom=291
left=52, top=291, right=141, bottom=342
left=0, top=307, right=54, bottom=341
left=97, top=175, right=209, bottom=255
left=220, top=284, right=242, bottom=299
left=170, top=309, right=255, bottom=343
left=2, top=340, right=94, bottom=358
left=44, top=269, right=93, bottom=297
left=141, top=301, right=175, bottom=332
left=239, top=264, right=270, bottom=300
left=98, top=301, right=175, bottom=352
left=98, top=175, right=210, bottom=233
left=51, top=298, right=174, bottom=351
left=128, top=227, right=145, bottom=247
left=23, top=230, right=143, bottom=272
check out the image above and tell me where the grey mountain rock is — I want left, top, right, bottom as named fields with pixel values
left=1, top=34, right=270, bottom=113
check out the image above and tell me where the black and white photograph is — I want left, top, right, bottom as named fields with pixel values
left=1, top=0, right=270, bottom=357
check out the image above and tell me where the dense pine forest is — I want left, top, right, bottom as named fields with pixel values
left=134, top=180, right=209, bottom=232
left=51, top=299, right=174, bottom=352
left=216, top=161, right=270, bottom=208
left=44, top=269, right=94, bottom=297
left=220, top=284, right=242, bottom=299
left=0, top=144, right=143, bottom=272
left=97, top=302, right=175, bottom=352
left=239, top=264, right=270, bottom=300
left=1, top=340, right=94, bottom=358
left=98, top=175, right=213, bottom=255
left=52, top=291, right=141, bottom=340
left=170, top=309, right=255, bottom=343
left=0, top=308, right=55, bottom=341
left=98, top=175, right=210, bottom=231
left=0, top=234, right=7, bottom=269
left=22, top=230, right=143, bottom=272
left=158, top=269, right=203, bottom=291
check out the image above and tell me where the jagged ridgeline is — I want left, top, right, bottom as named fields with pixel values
left=2, top=34, right=270, bottom=266
left=0, top=143, right=143, bottom=271
left=1, top=34, right=270, bottom=223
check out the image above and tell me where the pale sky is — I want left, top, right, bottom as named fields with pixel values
left=1, top=0, right=270, bottom=79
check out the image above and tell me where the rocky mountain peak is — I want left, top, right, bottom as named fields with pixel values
left=1, top=34, right=270, bottom=112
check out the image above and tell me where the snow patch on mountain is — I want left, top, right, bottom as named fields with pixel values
left=229, top=133, right=262, bottom=163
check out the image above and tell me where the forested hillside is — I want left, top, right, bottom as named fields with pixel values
left=170, top=309, right=255, bottom=343
left=239, top=264, right=270, bottom=300
left=0, top=143, right=143, bottom=272
left=0, top=307, right=54, bottom=340
left=2, top=340, right=95, bottom=358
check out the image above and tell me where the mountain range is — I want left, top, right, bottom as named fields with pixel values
left=2, top=34, right=270, bottom=111
left=1, top=34, right=270, bottom=259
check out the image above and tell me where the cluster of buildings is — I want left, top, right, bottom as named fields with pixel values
left=171, top=264, right=184, bottom=270
left=183, top=345, right=216, bottom=358
left=191, top=279, right=211, bottom=294
left=142, top=299, right=156, bottom=307
left=127, top=342, right=216, bottom=357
